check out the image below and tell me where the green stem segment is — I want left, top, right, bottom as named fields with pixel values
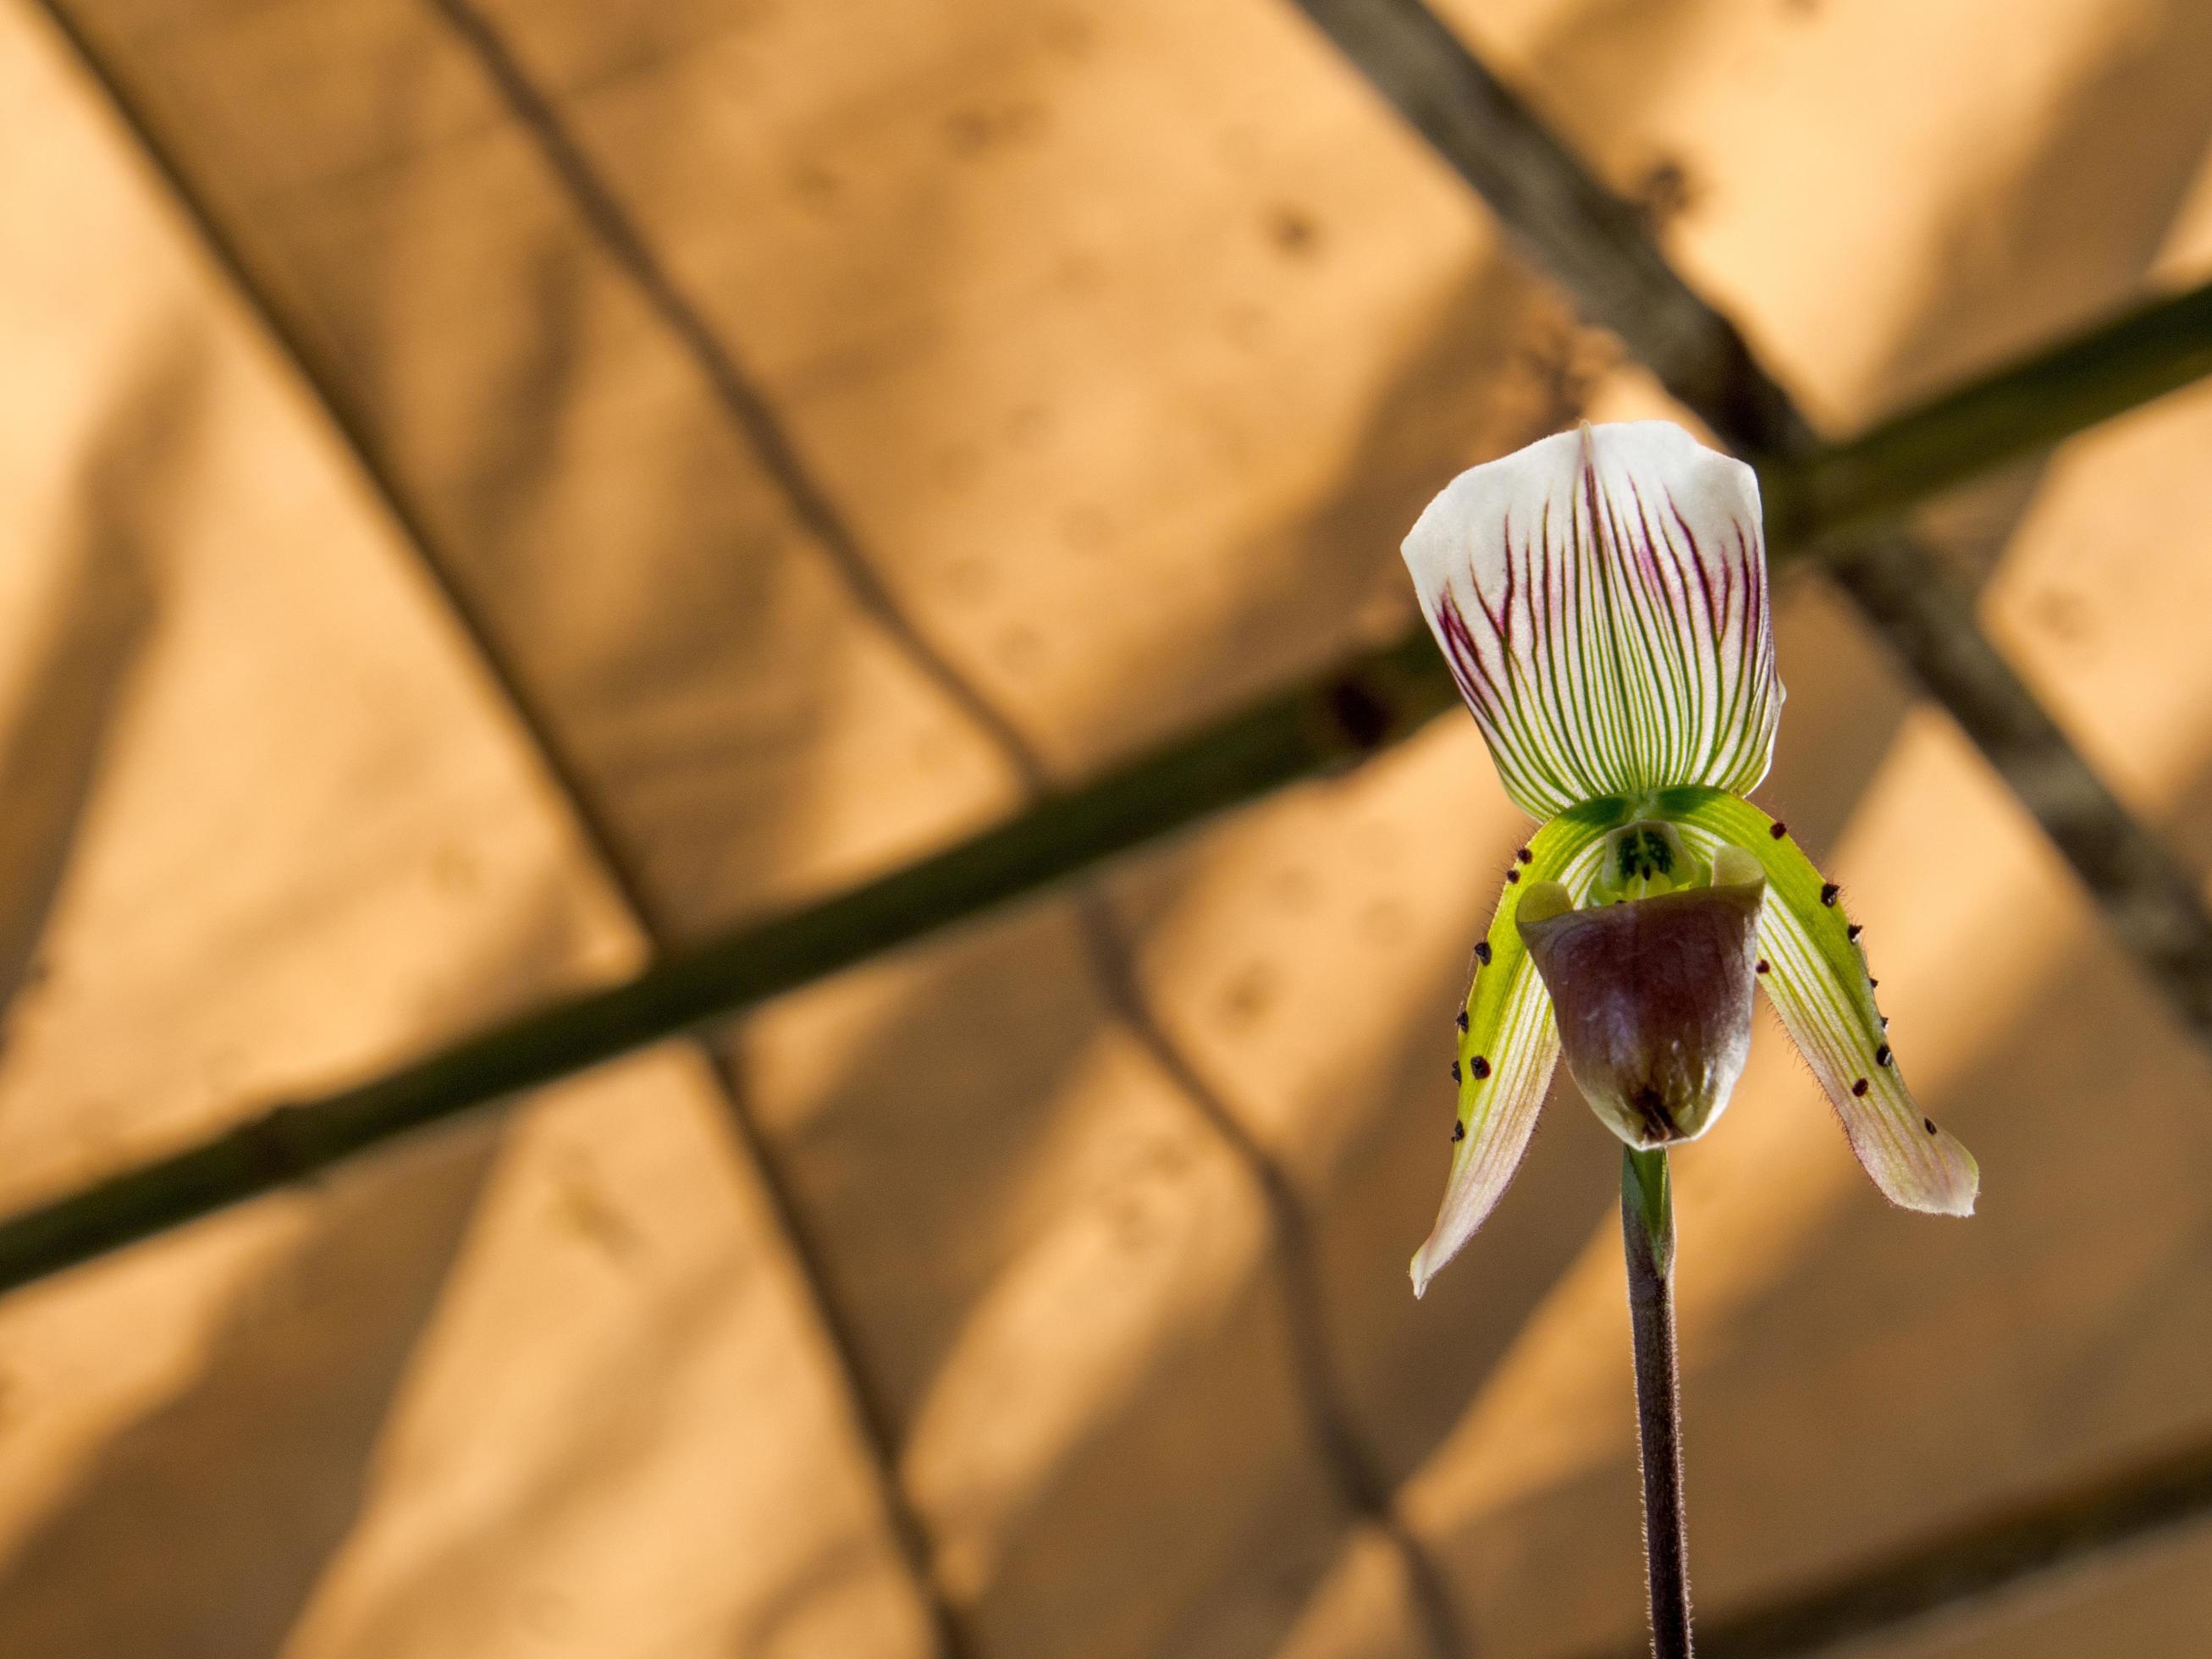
left=0, top=634, right=1458, bottom=1293
left=1758, top=280, right=2212, bottom=546
left=1623, top=1145, right=1691, bottom=1658
left=2, top=261, right=2211, bottom=1294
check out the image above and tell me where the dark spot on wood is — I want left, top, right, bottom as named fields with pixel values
left=1820, top=882, right=1840, bottom=906
left=1470, top=1055, right=1492, bottom=1080
left=1453, top=1121, right=1466, bottom=1142
left=1476, top=940, right=1492, bottom=965
left=1323, top=676, right=1393, bottom=752
left=1851, top=1078, right=1869, bottom=1097
left=1875, top=1044, right=1892, bottom=1066
left=1756, top=958, right=1769, bottom=973
left=1770, top=821, right=1788, bottom=839
left=1630, top=156, right=1698, bottom=234
left=1267, top=204, right=1321, bottom=256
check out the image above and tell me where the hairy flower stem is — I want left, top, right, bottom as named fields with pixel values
left=1623, top=1145, right=1692, bottom=1657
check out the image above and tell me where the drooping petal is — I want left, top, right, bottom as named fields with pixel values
left=1663, top=789, right=1978, bottom=1215
left=1402, top=422, right=1782, bottom=818
left=1414, top=802, right=1621, bottom=1296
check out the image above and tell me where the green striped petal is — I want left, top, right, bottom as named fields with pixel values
left=1663, top=789, right=1978, bottom=1215
left=1403, top=422, right=1783, bottom=818
left=1414, top=799, right=1625, bottom=1296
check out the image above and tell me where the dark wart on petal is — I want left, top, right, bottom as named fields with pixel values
left=1453, top=1121, right=1466, bottom=1142
left=1450, top=1059, right=1461, bottom=1082
left=1923, top=1118, right=1938, bottom=1134
left=1756, top=958, right=1769, bottom=973
left=1851, top=1078, right=1869, bottom=1096
left=1875, top=1043, right=1892, bottom=1065
left=1769, top=821, right=1788, bottom=839
left=1820, top=882, right=1840, bottom=906
left=1847, top=923, right=1863, bottom=941
left=1456, top=1010, right=1470, bottom=1032
left=1470, top=1055, right=1492, bottom=1079
left=1476, top=940, right=1492, bottom=965
left=1507, top=868, right=1520, bottom=884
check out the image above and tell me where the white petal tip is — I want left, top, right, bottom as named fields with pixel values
left=1874, top=1134, right=1979, bottom=1218
left=1911, top=1185, right=1982, bottom=1221
left=1410, top=1220, right=1479, bottom=1298
left=1893, top=1188, right=1977, bottom=1218
left=1900, top=1192, right=1978, bottom=1218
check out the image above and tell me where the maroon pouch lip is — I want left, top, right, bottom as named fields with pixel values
left=1520, top=878, right=1765, bottom=1148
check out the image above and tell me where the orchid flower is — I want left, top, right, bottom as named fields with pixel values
left=1404, top=422, right=1977, bottom=1296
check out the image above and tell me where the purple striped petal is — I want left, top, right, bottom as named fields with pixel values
left=1403, top=422, right=1782, bottom=816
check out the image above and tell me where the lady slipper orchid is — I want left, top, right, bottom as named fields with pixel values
left=1404, top=421, right=1977, bottom=1296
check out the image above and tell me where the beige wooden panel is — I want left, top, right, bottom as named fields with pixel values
left=1458, top=0, right=2212, bottom=420
left=37, top=0, right=1586, bottom=1650
left=7, top=0, right=2212, bottom=1655
left=0, top=6, right=931, bottom=1655
left=1879, top=1521, right=2212, bottom=1656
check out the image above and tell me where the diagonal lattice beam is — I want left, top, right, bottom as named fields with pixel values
left=1573, top=1436, right=2212, bottom=1659
left=1285, top=0, right=2212, bottom=1039
left=417, top=1, right=1468, bottom=1646
left=1283, top=0, right=2212, bottom=1648
left=0, top=267, right=2208, bottom=1292
left=21, top=3, right=976, bottom=1651
left=15, top=5, right=2211, bottom=1652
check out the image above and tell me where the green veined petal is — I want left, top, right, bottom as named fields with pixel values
left=1414, top=799, right=1625, bottom=1295
left=1402, top=422, right=1784, bottom=818
left=1663, top=789, right=1978, bottom=1215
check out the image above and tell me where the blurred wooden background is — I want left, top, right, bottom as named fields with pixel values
left=1, top=0, right=2210, bottom=1654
